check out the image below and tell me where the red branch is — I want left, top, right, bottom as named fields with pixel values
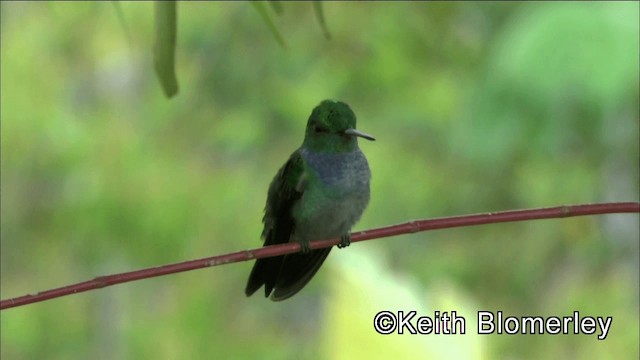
left=1, top=202, right=638, bottom=310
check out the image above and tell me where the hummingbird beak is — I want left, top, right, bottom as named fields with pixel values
left=344, top=128, right=376, bottom=141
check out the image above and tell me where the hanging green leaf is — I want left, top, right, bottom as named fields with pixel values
left=268, top=0, right=284, bottom=15
left=153, top=0, right=179, bottom=98
left=251, top=1, right=287, bottom=48
left=111, top=1, right=132, bottom=49
left=312, top=2, right=331, bottom=40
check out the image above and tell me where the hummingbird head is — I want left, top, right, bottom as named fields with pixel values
left=303, top=100, right=375, bottom=153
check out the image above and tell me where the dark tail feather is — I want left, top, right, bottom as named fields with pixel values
left=270, top=248, right=332, bottom=301
left=245, top=248, right=332, bottom=300
left=245, top=255, right=284, bottom=297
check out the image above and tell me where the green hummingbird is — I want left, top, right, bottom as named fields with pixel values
left=245, top=100, right=374, bottom=301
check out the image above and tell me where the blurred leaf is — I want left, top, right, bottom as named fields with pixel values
left=268, top=0, right=283, bottom=15
left=251, top=1, right=287, bottom=48
left=312, top=1, right=331, bottom=40
left=111, top=1, right=132, bottom=49
left=153, top=0, right=179, bottom=98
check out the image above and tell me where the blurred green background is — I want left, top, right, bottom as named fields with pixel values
left=1, top=2, right=638, bottom=359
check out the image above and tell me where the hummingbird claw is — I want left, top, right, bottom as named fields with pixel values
left=338, top=234, right=351, bottom=249
left=300, top=240, right=312, bottom=254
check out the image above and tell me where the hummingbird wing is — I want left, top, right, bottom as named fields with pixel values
left=245, top=150, right=332, bottom=300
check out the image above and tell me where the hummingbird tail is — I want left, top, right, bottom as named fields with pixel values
left=245, top=255, right=282, bottom=297
left=245, top=248, right=332, bottom=300
left=270, top=248, right=332, bottom=301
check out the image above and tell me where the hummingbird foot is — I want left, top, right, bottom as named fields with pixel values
left=300, top=239, right=312, bottom=254
left=338, top=234, right=351, bottom=249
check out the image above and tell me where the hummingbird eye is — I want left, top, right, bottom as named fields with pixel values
left=313, top=124, right=329, bottom=134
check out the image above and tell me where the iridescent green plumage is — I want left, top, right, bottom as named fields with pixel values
left=245, top=100, right=374, bottom=301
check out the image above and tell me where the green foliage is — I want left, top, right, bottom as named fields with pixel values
left=1, top=2, right=638, bottom=359
left=152, top=1, right=331, bottom=98
left=251, top=1, right=287, bottom=48
left=153, top=1, right=178, bottom=97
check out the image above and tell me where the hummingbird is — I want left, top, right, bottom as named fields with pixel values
left=245, top=100, right=374, bottom=301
